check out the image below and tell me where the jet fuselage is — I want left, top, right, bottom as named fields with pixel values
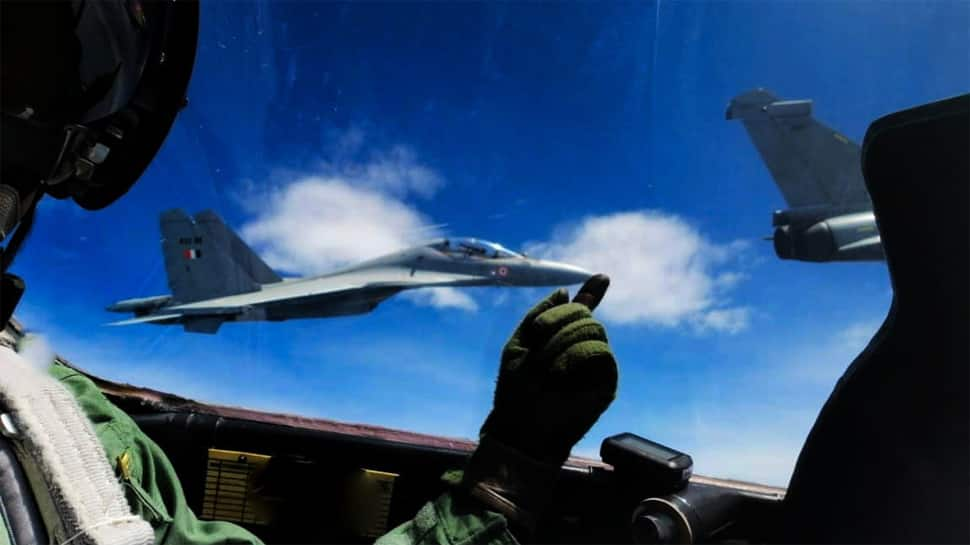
left=107, top=213, right=592, bottom=333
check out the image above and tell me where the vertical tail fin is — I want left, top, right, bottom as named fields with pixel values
left=160, top=209, right=270, bottom=303
left=193, top=210, right=282, bottom=284
left=726, top=88, right=870, bottom=209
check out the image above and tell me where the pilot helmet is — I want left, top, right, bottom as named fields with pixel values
left=1, top=0, right=199, bottom=323
left=0, top=0, right=199, bottom=259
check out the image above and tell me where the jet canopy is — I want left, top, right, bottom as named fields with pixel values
left=427, top=238, right=524, bottom=259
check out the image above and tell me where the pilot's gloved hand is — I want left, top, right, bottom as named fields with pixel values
left=461, top=274, right=618, bottom=533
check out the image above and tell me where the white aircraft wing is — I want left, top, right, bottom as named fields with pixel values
left=166, top=267, right=483, bottom=312
left=107, top=313, right=184, bottom=326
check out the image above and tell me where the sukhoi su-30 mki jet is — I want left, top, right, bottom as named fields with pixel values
left=727, top=89, right=885, bottom=262
left=106, top=210, right=592, bottom=333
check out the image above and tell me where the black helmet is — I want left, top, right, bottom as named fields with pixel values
left=0, top=0, right=199, bottom=320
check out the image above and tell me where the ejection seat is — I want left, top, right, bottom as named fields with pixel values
left=781, top=95, right=969, bottom=542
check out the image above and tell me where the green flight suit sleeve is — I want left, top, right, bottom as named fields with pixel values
left=47, top=362, right=264, bottom=545
left=376, top=490, right=518, bottom=545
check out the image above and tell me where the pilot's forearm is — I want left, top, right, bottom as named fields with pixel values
left=376, top=489, right=519, bottom=545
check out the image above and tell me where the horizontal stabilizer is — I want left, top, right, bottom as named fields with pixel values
left=107, top=314, right=183, bottom=326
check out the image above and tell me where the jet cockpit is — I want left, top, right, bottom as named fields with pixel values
left=427, top=238, right=524, bottom=259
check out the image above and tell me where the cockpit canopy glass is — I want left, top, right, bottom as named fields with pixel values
left=427, top=238, right=524, bottom=259
left=12, top=0, right=966, bottom=489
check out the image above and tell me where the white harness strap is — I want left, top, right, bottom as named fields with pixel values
left=0, top=347, right=153, bottom=545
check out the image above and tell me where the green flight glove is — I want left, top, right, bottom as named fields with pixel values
left=461, top=275, right=618, bottom=531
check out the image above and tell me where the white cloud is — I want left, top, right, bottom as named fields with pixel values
left=238, top=140, right=474, bottom=312
left=241, top=178, right=436, bottom=273
left=694, top=307, right=751, bottom=334
left=325, top=128, right=444, bottom=198
left=527, top=211, right=750, bottom=333
left=714, top=271, right=747, bottom=289
left=348, top=145, right=443, bottom=198
left=400, top=287, right=479, bottom=311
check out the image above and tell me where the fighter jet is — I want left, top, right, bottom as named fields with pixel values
left=106, top=209, right=592, bottom=333
left=727, top=89, right=884, bottom=262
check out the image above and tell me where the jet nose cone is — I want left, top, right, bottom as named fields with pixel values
left=544, top=262, right=593, bottom=285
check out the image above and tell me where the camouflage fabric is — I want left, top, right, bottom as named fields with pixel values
left=48, top=361, right=264, bottom=545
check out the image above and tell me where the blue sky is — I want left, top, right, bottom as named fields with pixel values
left=12, top=1, right=969, bottom=486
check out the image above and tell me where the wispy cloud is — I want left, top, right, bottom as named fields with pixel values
left=238, top=134, right=474, bottom=312
left=527, top=211, right=751, bottom=333
left=400, top=287, right=479, bottom=312
left=693, top=308, right=751, bottom=334
left=324, top=128, right=444, bottom=199
left=241, top=177, right=436, bottom=272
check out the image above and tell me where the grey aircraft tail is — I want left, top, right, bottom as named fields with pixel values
left=160, top=209, right=281, bottom=304
left=726, top=88, right=870, bottom=210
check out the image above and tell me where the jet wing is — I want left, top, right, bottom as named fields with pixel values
left=727, top=89, right=870, bottom=208
left=166, top=267, right=483, bottom=311
left=107, top=313, right=184, bottom=326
